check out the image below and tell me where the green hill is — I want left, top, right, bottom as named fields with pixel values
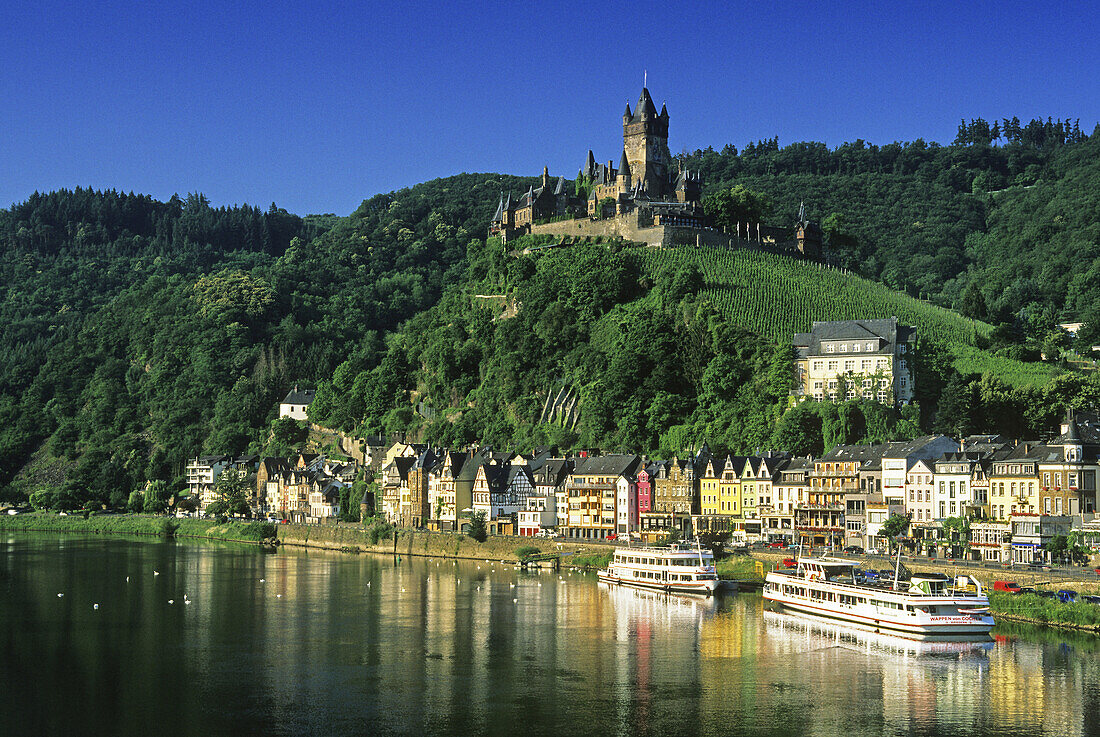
left=2, top=119, right=1099, bottom=507
left=637, top=247, right=1058, bottom=387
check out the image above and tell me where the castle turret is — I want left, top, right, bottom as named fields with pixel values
left=617, top=150, right=631, bottom=187
left=542, top=166, right=549, bottom=188
left=623, top=103, right=632, bottom=124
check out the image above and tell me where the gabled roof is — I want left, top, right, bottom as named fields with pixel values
left=573, top=454, right=641, bottom=478
left=385, top=456, right=416, bottom=481
left=507, top=465, right=534, bottom=487
left=792, top=318, right=915, bottom=357
left=535, top=458, right=574, bottom=487
left=281, top=387, right=316, bottom=405
left=819, top=444, right=889, bottom=464
left=481, top=463, right=510, bottom=492
left=879, top=436, right=959, bottom=463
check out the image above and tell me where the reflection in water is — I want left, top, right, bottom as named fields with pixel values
left=3, top=534, right=1100, bottom=736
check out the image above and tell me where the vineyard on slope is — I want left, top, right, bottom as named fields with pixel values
left=640, top=247, right=1057, bottom=386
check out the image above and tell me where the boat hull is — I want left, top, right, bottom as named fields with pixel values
left=763, top=595, right=995, bottom=640
left=764, top=570, right=995, bottom=640
left=598, top=571, right=718, bottom=596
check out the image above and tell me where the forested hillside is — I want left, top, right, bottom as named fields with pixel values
left=683, top=118, right=1100, bottom=331
left=2, top=118, right=1100, bottom=509
left=0, top=175, right=535, bottom=506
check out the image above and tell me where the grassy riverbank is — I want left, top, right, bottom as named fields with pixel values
left=568, top=549, right=614, bottom=569
left=0, top=511, right=275, bottom=542
left=717, top=555, right=766, bottom=582
left=989, top=591, right=1100, bottom=631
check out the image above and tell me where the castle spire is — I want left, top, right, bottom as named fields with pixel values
left=637, top=87, right=657, bottom=119
left=618, top=150, right=631, bottom=181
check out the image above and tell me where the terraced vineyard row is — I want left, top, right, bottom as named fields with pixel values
left=641, top=247, right=988, bottom=346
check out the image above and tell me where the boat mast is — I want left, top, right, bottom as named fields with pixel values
left=892, top=544, right=902, bottom=591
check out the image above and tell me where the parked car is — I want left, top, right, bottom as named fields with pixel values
left=1057, top=590, right=1078, bottom=603
left=993, top=581, right=1022, bottom=594
left=765, top=542, right=786, bottom=549
left=862, top=570, right=880, bottom=581
left=1082, top=595, right=1100, bottom=605
left=781, top=558, right=798, bottom=568
left=843, top=545, right=864, bottom=554
left=1017, top=587, right=1036, bottom=595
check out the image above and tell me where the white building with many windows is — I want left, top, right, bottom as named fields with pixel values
left=793, top=318, right=915, bottom=404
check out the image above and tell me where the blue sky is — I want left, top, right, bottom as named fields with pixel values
left=3, top=0, right=1098, bottom=215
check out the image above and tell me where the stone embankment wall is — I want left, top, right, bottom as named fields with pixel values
left=276, top=524, right=610, bottom=562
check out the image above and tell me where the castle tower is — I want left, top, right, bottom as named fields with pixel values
left=617, top=150, right=631, bottom=188
left=623, top=88, right=671, bottom=197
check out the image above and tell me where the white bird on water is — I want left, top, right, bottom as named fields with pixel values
left=153, top=570, right=160, bottom=576
left=125, top=576, right=129, bottom=583
left=260, top=578, right=265, bottom=583
left=93, top=603, right=99, bottom=610
left=57, top=593, right=63, bottom=598
left=168, top=599, right=174, bottom=604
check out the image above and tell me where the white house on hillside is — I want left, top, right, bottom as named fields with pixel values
left=279, top=386, right=316, bottom=420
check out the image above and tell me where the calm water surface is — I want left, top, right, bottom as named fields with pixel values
left=2, top=534, right=1099, bottom=736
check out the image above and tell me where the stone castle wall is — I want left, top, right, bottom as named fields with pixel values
left=529, top=213, right=792, bottom=252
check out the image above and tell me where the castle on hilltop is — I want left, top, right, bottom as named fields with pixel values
left=491, top=87, right=821, bottom=257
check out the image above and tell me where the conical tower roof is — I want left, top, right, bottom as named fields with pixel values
left=635, top=87, right=658, bottom=119
left=618, top=149, right=631, bottom=178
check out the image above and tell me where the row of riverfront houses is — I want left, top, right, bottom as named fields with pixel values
left=367, top=410, right=1100, bottom=565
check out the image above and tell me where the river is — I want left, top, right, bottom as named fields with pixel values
left=2, top=534, right=1099, bottom=736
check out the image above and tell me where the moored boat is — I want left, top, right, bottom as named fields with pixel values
left=599, top=542, right=720, bottom=596
left=763, top=555, right=995, bottom=640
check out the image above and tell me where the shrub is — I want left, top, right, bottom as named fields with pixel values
left=364, top=516, right=394, bottom=545
left=156, top=517, right=180, bottom=537
left=515, top=545, right=541, bottom=560
left=468, top=512, right=487, bottom=542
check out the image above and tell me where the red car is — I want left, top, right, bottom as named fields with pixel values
left=781, top=558, right=797, bottom=568
left=765, top=542, right=787, bottom=549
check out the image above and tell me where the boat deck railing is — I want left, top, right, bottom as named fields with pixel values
left=768, top=569, right=984, bottom=598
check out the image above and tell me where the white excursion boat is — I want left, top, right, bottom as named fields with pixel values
left=599, top=542, right=720, bottom=596
left=763, top=555, right=995, bottom=640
